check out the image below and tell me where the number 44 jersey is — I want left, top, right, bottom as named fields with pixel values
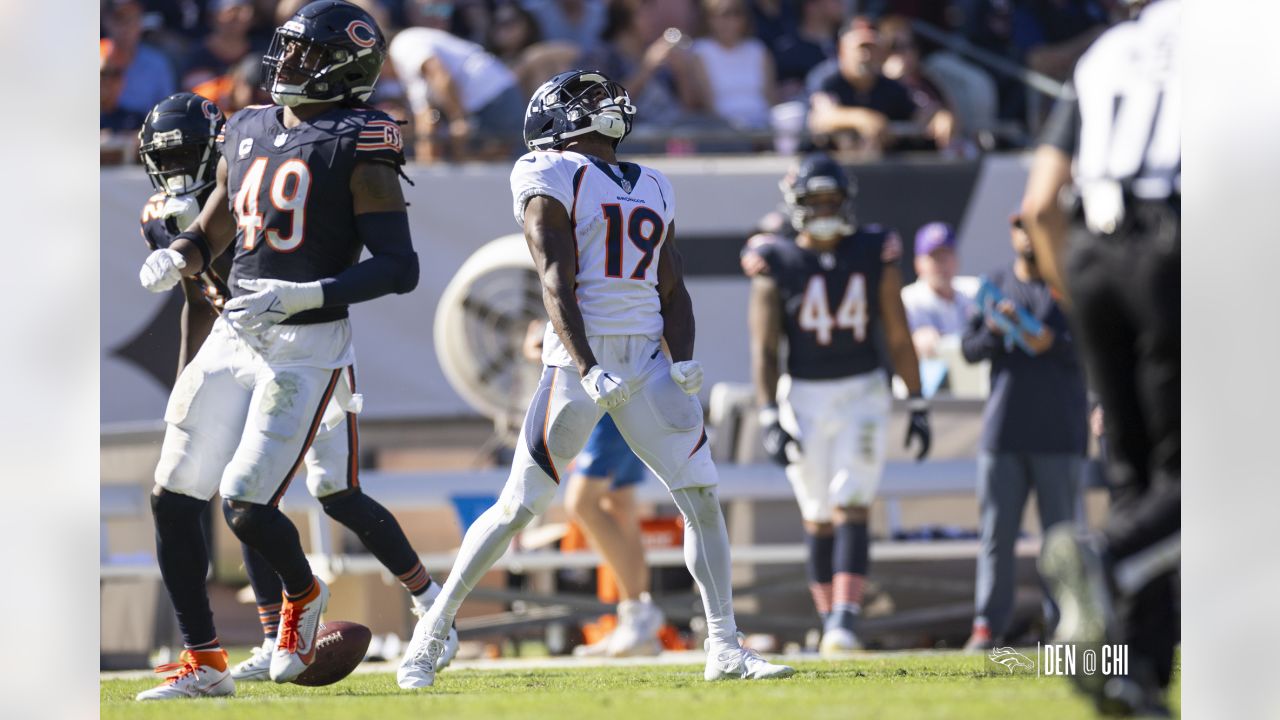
left=753, top=227, right=903, bottom=380
left=221, top=104, right=405, bottom=324
left=511, top=150, right=676, bottom=367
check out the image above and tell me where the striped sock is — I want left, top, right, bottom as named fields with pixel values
left=397, top=561, right=432, bottom=596
left=285, top=577, right=317, bottom=603
left=186, top=638, right=222, bottom=653
left=258, top=603, right=282, bottom=638
left=809, top=582, right=834, bottom=617
left=832, top=572, right=866, bottom=613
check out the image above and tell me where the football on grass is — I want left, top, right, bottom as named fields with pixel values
left=293, top=621, right=373, bottom=687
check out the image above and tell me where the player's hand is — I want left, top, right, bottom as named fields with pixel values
left=905, top=396, right=931, bottom=461
left=224, top=278, right=324, bottom=334
left=581, top=366, right=630, bottom=411
left=139, top=248, right=187, bottom=293
left=759, top=404, right=800, bottom=466
left=669, top=361, right=703, bottom=395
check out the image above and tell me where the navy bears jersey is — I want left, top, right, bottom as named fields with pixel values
left=756, top=226, right=903, bottom=380
left=140, top=189, right=232, bottom=306
left=220, top=104, right=405, bottom=324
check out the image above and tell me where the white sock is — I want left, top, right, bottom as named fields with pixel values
left=670, top=486, right=739, bottom=649
left=429, top=499, right=536, bottom=637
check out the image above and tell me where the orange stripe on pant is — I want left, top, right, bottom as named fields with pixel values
left=269, top=369, right=342, bottom=507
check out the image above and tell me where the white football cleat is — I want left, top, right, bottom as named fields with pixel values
left=230, top=638, right=274, bottom=681
left=573, top=630, right=616, bottom=658
left=135, top=649, right=236, bottom=701
left=819, top=626, right=862, bottom=657
left=270, top=578, right=329, bottom=683
left=608, top=596, right=664, bottom=657
left=703, top=638, right=796, bottom=681
left=398, top=629, right=448, bottom=689
left=411, top=600, right=460, bottom=670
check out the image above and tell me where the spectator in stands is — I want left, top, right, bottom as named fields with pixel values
left=221, top=54, right=272, bottom=114
left=901, top=222, right=976, bottom=359
left=180, top=0, right=258, bottom=90
left=876, top=16, right=957, bottom=152
left=960, top=212, right=1087, bottom=650
left=390, top=2, right=524, bottom=161
left=771, top=0, right=842, bottom=102
left=101, top=41, right=147, bottom=165
left=808, top=21, right=934, bottom=153
left=747, top=0, right=798, bottom=50
left=103, top=0, right=176, bottom=119
left=578, top=1, right=704, bottom=130
left=487, top=1, right=580, bottom=96
left=522, top=0, right=607, bottom=53
left=690, top=0, right=777, bottom=131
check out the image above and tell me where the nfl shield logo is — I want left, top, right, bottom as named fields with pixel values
left=274, top=133, right=289, bottom=147
left=621, top=179, right=632, bottom=193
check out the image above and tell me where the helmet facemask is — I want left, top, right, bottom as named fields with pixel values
left=784, top=179, right=855, bottom=240
left=140, top=135, right=216, bottom=197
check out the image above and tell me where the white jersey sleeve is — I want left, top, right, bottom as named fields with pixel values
left=510, top=151, right=578, bottom=226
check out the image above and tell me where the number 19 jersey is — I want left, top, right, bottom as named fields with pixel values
left=511, top=150, right=675, bottom=366
left=753, top=227, right=902, bottom=380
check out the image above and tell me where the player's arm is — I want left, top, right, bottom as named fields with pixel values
left=523, top=195, right=599, bottom=376
left=140, top=158, right=235, bottom=291
left=313, top=160, right=419, bottom=304
left=880, top=263, right=931, bottom=459
left=748, top=274, right=782, bottom=407
left=656, top=222, right=695, bottom=362
left=176, top=278, right=219, bottom=374
left=878, top=263, right=923, bottom=396
left=1021, top=144, right=1073, bottom=305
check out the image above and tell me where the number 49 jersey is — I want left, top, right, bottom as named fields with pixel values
left=511, top=150, right=675, bottom=365
left=221, top=104, right=405, bottom=324
left=754, top=227, right=903, bottom=380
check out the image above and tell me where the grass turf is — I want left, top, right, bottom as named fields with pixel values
left=102, top=652, right=1179, bottom=720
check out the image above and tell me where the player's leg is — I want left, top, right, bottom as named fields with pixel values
left=140, top=334, right=249, bottom=700
left=779, top=379, right=838, bottom=626
left=398, top=365, right=601, bottom=688
left=563, top=420, right=661, bottom=657
left=823, top=373, right=891, bottom=653
left=303, top=370, right=459, bottom=666
left=1028, top=453, right=1083, bottom=637
left=972, top=453, right=1032, bottom=647
left=610, top=351, right=793, bottom=680
left=229, top=545, right=282, bottom=681
left=219, top=365, right=345, bottom=683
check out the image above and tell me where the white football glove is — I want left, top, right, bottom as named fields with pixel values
left=669, top=360, right=703, bottom=395
left=161, top=195, right=202, bottom=231
left=223, top=278, right=324, bottom=334
left=581, top=365, right=630, bottom=411
left=139, top=248, right=187, bottom=293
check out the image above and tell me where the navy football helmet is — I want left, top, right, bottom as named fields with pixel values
left=523, top=70, right=636, bottom=151
left=138, top=92, right=224, bottom=197
left=262, top=0, right=386, bottom=107
left=780, top=152, right=857, bottom=239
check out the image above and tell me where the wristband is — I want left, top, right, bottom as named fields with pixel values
left=174, top=230, right=212, bottom=274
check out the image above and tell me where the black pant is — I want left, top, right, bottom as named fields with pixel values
left=1066, top=201, right=1180, bottom=687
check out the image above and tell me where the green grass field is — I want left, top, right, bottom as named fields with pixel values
left=101, top=653, right=1179, bottom=720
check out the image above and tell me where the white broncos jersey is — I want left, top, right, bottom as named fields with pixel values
left=510, top=150, right=676, bottom=367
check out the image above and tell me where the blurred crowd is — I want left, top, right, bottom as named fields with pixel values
left=102, top=0, right=1123, bottom=164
